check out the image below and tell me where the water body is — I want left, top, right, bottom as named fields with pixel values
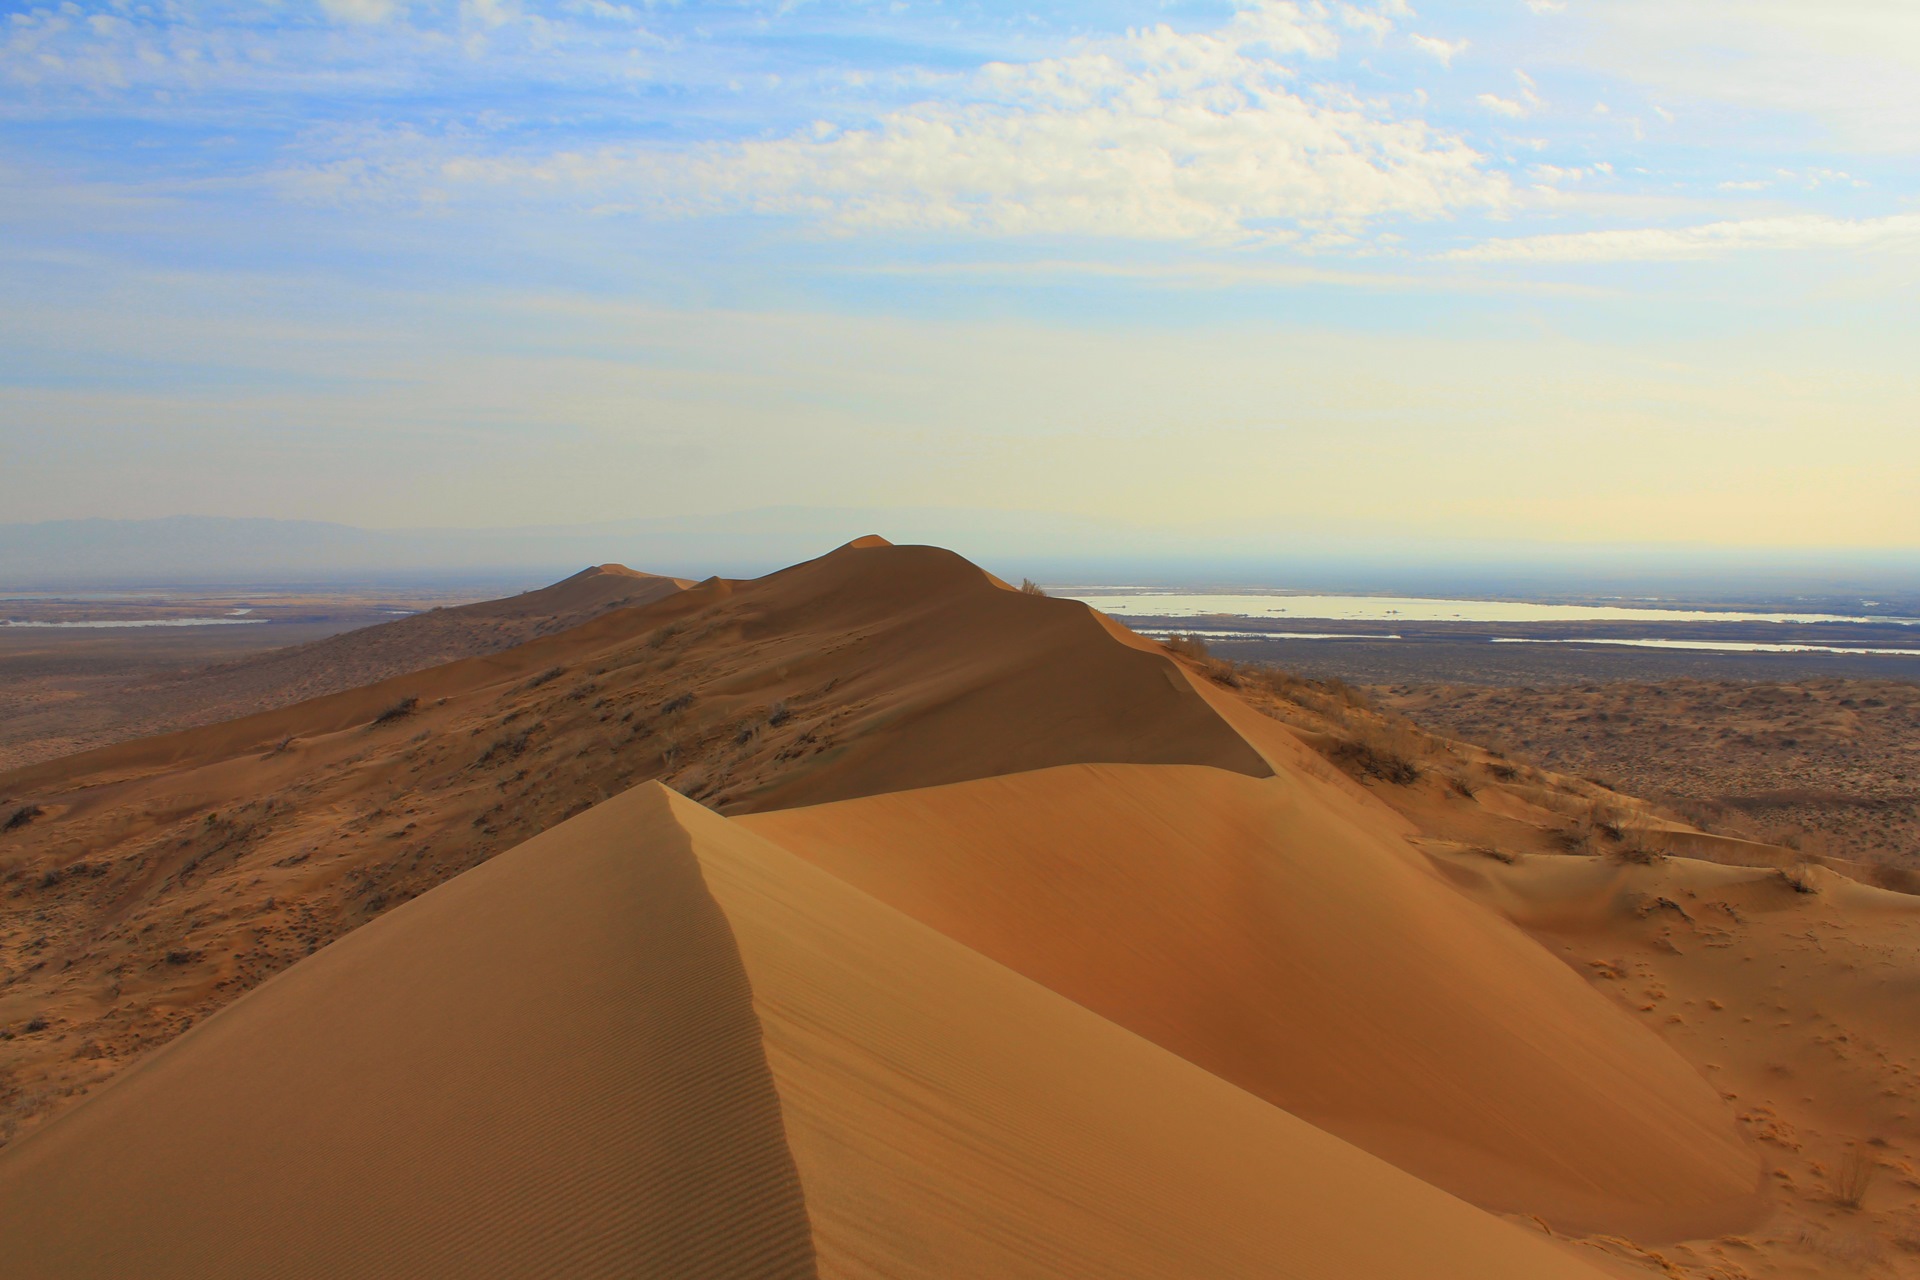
left=1141, top=630, right=1406, bottom=641
left=1064, top=591, right=1915, bottom=627
left=1493, top=638, right=1920, bottom=658
left=0, top=617, right=269, bottom=629
left=1130, top=628, right=1920, bottom=658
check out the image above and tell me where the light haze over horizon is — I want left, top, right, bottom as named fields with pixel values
left=4, top=0, right=1917, bottom=553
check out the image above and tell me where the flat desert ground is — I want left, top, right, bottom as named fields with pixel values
left=1, top=539, right=1917, bottom=1278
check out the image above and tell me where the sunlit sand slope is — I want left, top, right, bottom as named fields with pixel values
left=670, top=785, right=1611, bottom=1279
left=0, top=787, right=816, bottom=1279
left=1, top=782, right=1616, bottom=1279
left=744, top=762, right=1765, bottom=1241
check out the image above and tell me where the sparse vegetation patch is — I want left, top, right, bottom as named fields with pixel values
left=370, top=696, right=419, bottom=727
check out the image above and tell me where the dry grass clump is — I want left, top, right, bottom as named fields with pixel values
left=1832, top=1145, right=1878, bottom=1209
left=521, top=665, right=567, bottom=691
left=1019, top=578, right=1047, bottom=596
left=370, top=696, right=420, bottom=728
left=477, top=727, right=535, bottom=766
left=1162, top=634, right=1210, bottom=661
left=1779, top=857, right=1823, bottom=895
left=1561, top=799, right=1665, bottom=863
left=3, top=804, right=43, bottom=833
left=1328, top=719, right=1426, bottom=786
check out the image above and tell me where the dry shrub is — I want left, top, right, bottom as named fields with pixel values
left=1608, top=843, right=1665, bottom=866
left=1562, top=799, right=1662, bottom=862
left=1780, top=858, right=1822, bottom=895
left=1833, top=1145, right=1878, bottom=1209
left=3, top=804, right=43, bottom=833
left=1328, top=719, right=1425, bottom=786
left=1162, top=634, right=1210, bottom=661
left=370, top=696, right=419, bottom=727
left=478, top=727, right=534, bottom=766
left=1019, top=578, right=1047, bottom=596
left=1320, top=677, right=1374, bottom=711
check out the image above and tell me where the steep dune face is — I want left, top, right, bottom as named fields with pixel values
left=0, top=786, right=816, bottom=1280
left=744, top=763, right=1765, bottom=1242
left=0, top=784, right=1613, bottom=1280
left=719, top=538, right=1273, bottom=808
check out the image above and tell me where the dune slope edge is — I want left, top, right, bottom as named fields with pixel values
left=743, top=762, right=1765, bottom=1241
left=0, top=787, right=816, bottom=1279
left=666, top=786, right=1613, bottom=1278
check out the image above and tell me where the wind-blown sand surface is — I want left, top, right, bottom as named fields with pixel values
left=1, top=538, right=1916, bottom=1278
left=0, top=784, right=1612, bottom=1279
left=744, top=762, right=1761, bottom=1241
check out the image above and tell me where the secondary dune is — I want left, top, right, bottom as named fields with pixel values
left=0, top=783, right=1614, bottom=1279
left=0, top=787, right=814, bottom=1279
left=744, top=761, right=1766, bottom=1241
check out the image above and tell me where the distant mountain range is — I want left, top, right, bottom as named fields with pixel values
left=3, top=511, right=1917, bottom=607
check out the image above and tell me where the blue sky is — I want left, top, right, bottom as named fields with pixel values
left=3, top=0, right=1917, bottom=551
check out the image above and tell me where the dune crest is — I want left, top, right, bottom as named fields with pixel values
left=0, top=785, right=814, bottom=1279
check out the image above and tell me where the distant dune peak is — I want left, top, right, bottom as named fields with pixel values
left=840, top=534, right=894, bottom=550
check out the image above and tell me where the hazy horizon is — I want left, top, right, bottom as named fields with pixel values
left=5, top=511, right=1918, bottom=605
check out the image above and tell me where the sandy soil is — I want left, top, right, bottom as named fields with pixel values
left=1379, top=679, right=1920, bottom=870
left=0, top=566, right=687, bottom=771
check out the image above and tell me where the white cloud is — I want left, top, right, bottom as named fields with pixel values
left=318, top=0, right=402, bottom=23
left=1449, top=213, right=1920, bottom=262
left=1478, top=68, right=1543, bottom=118
left=1562, top=1, right=1920, bottom=152
left=346, top=1, right=1510, bottom=243
left=1409, top=34, right=1469, bottom=67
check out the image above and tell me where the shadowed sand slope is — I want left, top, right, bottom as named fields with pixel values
left=0, top=782, right=1614, bottom=1279
left=743, top=763, right=1765, bottom=1242
left=715, top=537, right=1274, bottom=808
left=0, top=787, right=816, bottom=1279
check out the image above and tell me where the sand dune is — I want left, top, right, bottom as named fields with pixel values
left=745, top=762, right=1764, bottom=1241
left=0, top=785, right=813, bottom=1279
left=698, top=536, right=1275, bottom=807
left=5, top=537, right=1909, bottom=1278
left=0, top=783, right=1612, bottom=1279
